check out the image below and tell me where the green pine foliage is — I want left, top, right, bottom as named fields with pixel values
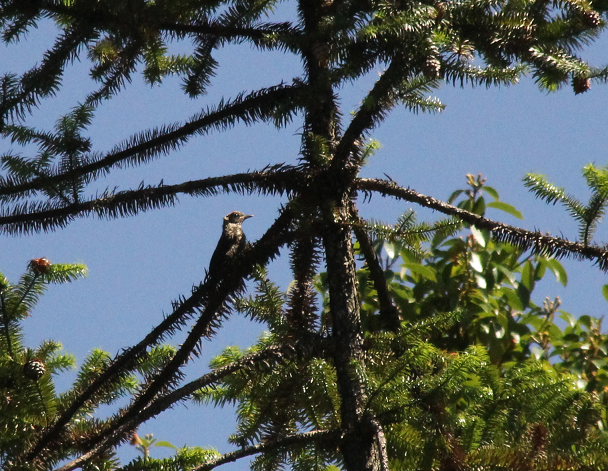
left=195, top=178, right=608, bottom=470
left=2, top=0, right=608, bottom=470
left=2, top=181, right=608, bottom=469
left=524, top=163, right=608, bottom=246
left=121, top=446, right=220, bottom=471
left=0, top=0, right=605, bottom=225
left=0, top=258, right=85, bottom=465
left=0, top=259, right=217, bottom=470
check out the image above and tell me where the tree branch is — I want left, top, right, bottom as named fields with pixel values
left=0, top=165, right=300, bottom=234
left=127, top=344, right=295, bottom=428
left=52, top=342, right=298, bottom=471
left=331, top=58, right=407, bottom=172
left=349, top=203, right=400, bottom=332
left=159, top=20, right=300, bottom=43
left=25, top=208, right=296, bottom=466
left=54, top=428, right=340, bottom=471
left=0, top=84, right=306, bottom=199
left=356, top=177, right=608, bottom=271
left=35, top=0, right=300, bottom=43
left=193, top=429, right=341, bottom=471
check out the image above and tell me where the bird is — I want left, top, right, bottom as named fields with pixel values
left=207, top=211, right=253, bottom=281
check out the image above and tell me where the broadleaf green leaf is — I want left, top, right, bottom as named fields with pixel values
left=487, top=201, right=523, bottom=219
left=543, top=259, right=568, bottom=287
left=402, top=262, right=437, bottom=282
left=483, top=185, right=500, bottom=200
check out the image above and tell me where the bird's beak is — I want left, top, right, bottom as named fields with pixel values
left=244, top=214, right=253, bottom=220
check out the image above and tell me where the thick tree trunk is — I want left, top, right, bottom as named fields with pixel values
left=322, top=199, right=388, bottom=471
left=298, top=1, right=389, bottom=468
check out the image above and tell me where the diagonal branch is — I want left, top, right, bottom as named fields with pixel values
left=331, top=58, right=407, bottom=172
left=63, top=334, right=327, bottom=471
left=54, top=428, right=340, bottom=471
left=349, top=202, right=400, bottom=331
left=356, top=177, right=608, bottom=271
left=123, top=343, right=295, bottom=430
left=54, top=346, right=288, bottom=471
left=25, top=208, right=296, bottom=466
left=1, top=23, right=95, bottom=127
left=26, top=278, right=215, bottom=463
left=0, top=84, right=306, bottom=199
left=55, top=331, right=331, bottom=471
left=193, top=429, right=341, bottom=471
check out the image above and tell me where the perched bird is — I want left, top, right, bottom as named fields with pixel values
left=207, top=211, right=253, bottom=281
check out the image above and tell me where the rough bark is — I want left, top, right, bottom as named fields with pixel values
left=322, top=198, right=388, bottom=471
left=299, top=1, right=389, bottom=468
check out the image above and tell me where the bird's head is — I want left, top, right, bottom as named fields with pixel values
left=224, top=211, right=253, bottom=225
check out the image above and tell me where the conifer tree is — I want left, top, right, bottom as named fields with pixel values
left=0, top=259, right=89, bottom=465
left=1, top=1, right=608, bottom=470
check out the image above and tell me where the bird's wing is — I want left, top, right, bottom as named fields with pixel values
left=208, top=235, right=233, bottom=276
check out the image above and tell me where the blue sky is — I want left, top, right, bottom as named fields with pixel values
left=1, top=10, right=608, bottom=466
